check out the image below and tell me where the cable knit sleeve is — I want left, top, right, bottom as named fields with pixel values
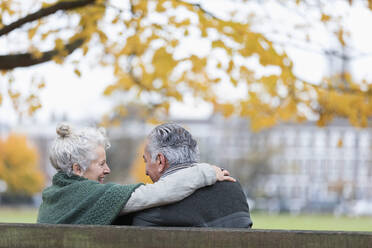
left=119, top=163, right=216, bottom=215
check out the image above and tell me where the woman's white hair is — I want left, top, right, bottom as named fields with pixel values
left=49, top=123, right=111, bottom=176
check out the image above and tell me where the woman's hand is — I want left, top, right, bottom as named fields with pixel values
left=211, top=165, right=236, bottom=182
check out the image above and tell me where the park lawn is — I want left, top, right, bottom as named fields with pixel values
left=252, top=212, right=372, bottom=232
left=0, top=208, right=371, bottom=232
left=0, top=208, right=38, bottom=223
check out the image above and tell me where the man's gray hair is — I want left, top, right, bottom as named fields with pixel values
left=49, top=123, right=111, bottom=176
left=147, top=123, right=199, bottom=166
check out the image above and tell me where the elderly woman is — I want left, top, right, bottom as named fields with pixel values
left=37, top=124, right=233, bottom=225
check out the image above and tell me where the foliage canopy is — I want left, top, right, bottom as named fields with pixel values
left=1, top=0, right=372, bottom=130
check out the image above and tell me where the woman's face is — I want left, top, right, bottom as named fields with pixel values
left=83, top=145, right=110, bottom=183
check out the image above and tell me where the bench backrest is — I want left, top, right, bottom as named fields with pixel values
left=0, top=223, right=371, bottom=248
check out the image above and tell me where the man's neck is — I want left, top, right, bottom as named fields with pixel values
left=160, top=162, right=196, bottom=179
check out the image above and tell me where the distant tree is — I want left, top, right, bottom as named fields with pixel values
left=229, top=144, right=278, bottom=198
left=1, top=0, right=372, bottom=129
left=0, top=134, right=45, bottom=195
left=129, top=142, right=153, bottom=184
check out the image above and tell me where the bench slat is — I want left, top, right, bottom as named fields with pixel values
left=0, top=223, right=371, bottom=248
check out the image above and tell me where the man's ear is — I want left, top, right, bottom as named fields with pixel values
left=72, top=163, right=82, bottom=176
left=157, top=153, right=169, bottom=172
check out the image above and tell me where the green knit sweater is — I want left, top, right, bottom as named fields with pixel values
left=37, top=172, right=143, bottom=225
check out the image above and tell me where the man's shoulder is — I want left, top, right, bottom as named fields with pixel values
left=201, top=180, right=245, bottom=194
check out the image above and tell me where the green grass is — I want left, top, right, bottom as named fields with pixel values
left=0, top=208, right=38, bottom=223
left=0, top=208, right=371, bottom=232
left=252, top=212, right=372, bottom=232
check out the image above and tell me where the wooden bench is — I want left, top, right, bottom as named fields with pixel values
left=0, top=223, right=371, bottom=248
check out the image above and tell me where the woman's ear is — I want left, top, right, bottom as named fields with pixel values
left=72, top=163, right=82, bottom=176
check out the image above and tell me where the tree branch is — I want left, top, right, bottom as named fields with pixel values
left=294, top=74, right=372, bottom=97
left=126, top=54, right=152, bottom=91
left=175, top=0, right=222, bottom=20
left=0, top=0, right=95, bottom=36
left=0, top=38, right=84, bottom=70
left=267, top=33, right=372, bottom=60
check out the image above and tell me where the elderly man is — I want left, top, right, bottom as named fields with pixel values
left=131, top=123, right=253, bottom=228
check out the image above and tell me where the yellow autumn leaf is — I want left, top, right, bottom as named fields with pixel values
left=153, top=47, right=178, bottom=76
left=28, top=102, right=42, bottom=115
left=170, top=39, right=179, bottom=47
left=74, top=69, right=81, bottom=77
left=337, top=29, right=346, bottom=46
left=155, top=0, right=166, bottom=12
left=278, top=100, right=296, bottom=121
left=97, top=30, right=108, bottom=43
left=37, top=81, right=46, bottom=89
left=321, top=14, right=331, bottom=22
left=52, top=55, right=64, bottom=64
left=31, top=48, right=43, bottom=59
left=231, top=77, right=238, bottom=87
left=212, top=40, right=225, bottom=49
left=250, top=115, right=277, bottom=132
left=147, top=117, right=162, bottom=125
left=174, top=19, right=191, bottom=28
left=103, top=85, right=116, bottom=96
left=28, top=27, right=37, bottom=39
left=42, top=1, right=53, bottom=8
left=82, top=44, right=89, bottom=55
left=112, top=16, right=120, bottom=24
left=54, top=38, right=64, bottom=50
left=227, top=60, right=234, bottom=73
left=261, top=74, right=278, bottom=86
left=215, top=103, right=235, bottom=118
